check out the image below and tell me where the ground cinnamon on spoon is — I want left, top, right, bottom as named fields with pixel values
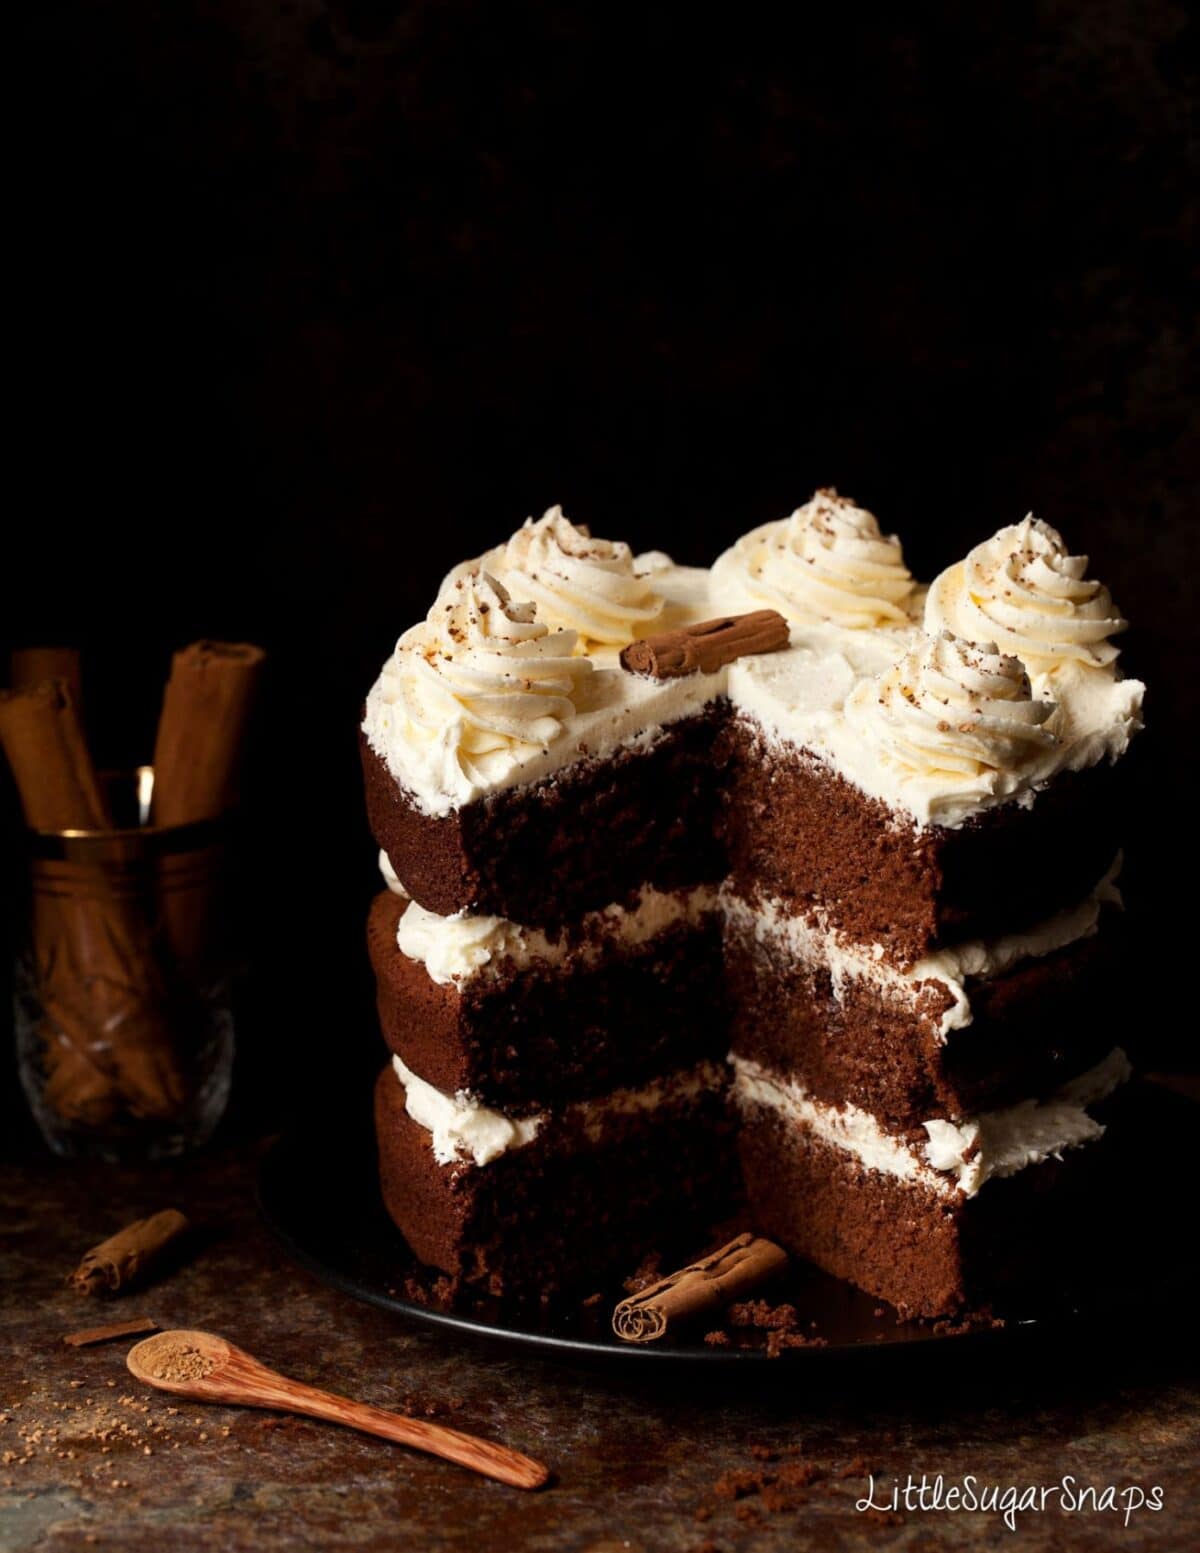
left=132, top=1333, right=216, bottom=1383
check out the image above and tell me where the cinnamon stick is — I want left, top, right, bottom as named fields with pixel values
left=63, top=1316, right=160, bottom=1348
left=612, top=1233, right=788, bottom=1343
left=619, top=610, right=789, bottom=679
left=69, top=1211, right=190, bottom=1296
left=150, top=640, right=264, bottom=976
left=151, top=641, right=266, bottom=827
left=0, top=680, right=110, bottom=831
left=10, top=647, right=84, bottom=708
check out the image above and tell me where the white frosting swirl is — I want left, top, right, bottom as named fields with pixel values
left=715, top=489, right=915, bottom=628
left=925, top=516, right=1127, bottom=673
left=486, top=506, right=665, bottom=647
left=844, top=631, right=1058, bottom=823
left=398, top=902, right=524, bottom=985
left=376, top=569, right=593, bottom=807
left=392, top=1055, right=542, bottom=1166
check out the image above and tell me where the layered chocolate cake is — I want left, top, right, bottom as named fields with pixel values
left=360, top=496, right=1144, bottom=1316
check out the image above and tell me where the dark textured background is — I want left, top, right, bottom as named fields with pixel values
left=5, top=0, right=1196, bottom=1142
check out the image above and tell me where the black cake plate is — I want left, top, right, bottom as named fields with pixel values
left=257, top=1080, right=1197, bottom=1368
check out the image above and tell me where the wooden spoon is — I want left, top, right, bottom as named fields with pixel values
left=127, top=1329, right=549, bottom=1490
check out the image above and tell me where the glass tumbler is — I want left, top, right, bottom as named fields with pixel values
left=14, top=767, right=235, bottom=1161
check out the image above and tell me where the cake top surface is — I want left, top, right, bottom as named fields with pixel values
left=363, top=497, right=1143, bottom=827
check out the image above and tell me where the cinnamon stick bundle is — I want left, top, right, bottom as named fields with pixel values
left=69, top=1210, right=190, bottom=1296
left=33, top=862, right=187, bottom=1121
left=619, top=610, right=789, bottom=679
left=0, top=681, right=184, bottom=1122
left=612, top=1234, right=788, bottom=1343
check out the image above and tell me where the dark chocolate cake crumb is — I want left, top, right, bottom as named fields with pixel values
left=727, top=1299, right=799, bottom=1330
left=930, top=1308, right=1005, bottom=1337
left=765, top=1330, right=828, bottom=1357
left=714, top=1469, right=763, bottom=1501
left=706, top=1456, right=829, bottom=1519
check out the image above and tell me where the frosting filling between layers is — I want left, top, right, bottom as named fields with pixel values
left=732, top=1047, right=1132, bottom=1200
left=725, top=856, right=1123, bottom=1038
left=391, top=1055, right=727, bottom=1169
left=397, top=884, right=719, bottom=986
left=392, top=857, right=1122, bottom=1036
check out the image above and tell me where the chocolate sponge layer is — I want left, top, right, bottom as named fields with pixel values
left=374, top=1062, right=735, bottom=1304
left=361, top=709, right=727, bottom=927
left=718, top=719, right=1125, bottom=965
left=737, top=1091, right=1126, bottom=1318
left=726, top=904, right=1127, bottom=1134
left=368, top=889, right=728, bottom=1112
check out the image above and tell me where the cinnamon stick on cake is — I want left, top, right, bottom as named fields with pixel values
left=619, top=610, right=789, bottom=679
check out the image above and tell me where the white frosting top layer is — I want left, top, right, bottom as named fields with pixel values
left=368, top=569, right=595, bottom=812
left=391, top=1055, right=724, bottom=1169
left=925, top=516, right=1127, bottom=673
left=482, top=506, right=666, bottom=647
left=397, top=884, right=718, bottom=986
left=365, top=561, right=720, bottom=817
left=732, top=1046, right=1131, bottom=1200
left=709, top=489, right=917, bottom=628
left=363, top=502, right=1144, bottom=827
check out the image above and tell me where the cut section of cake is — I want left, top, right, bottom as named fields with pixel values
left=734, top=1046, right=1132, bottom=1318
left=360, top=496, right=1146, bottom=1319
left=375, top=1053, right=734, bottom=1303
left=723, top=859, right=1127, bottom=1134
left=368, top=882, right=725, bottom=1112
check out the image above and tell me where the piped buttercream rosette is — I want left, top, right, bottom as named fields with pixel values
left=844, top=630, right=1058, bottom=823
left=713, top=488, right=916, bottom=629
left=924, top=516, right=1127, bottom=674
left=379, top=569, right=593, bottom=805
left=485, top=505, right=665, bottom=648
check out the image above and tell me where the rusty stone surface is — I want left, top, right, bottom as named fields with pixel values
left=1, top=1145, right=1197, bottom=1551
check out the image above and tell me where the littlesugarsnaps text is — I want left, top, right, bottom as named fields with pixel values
left=856, top=1473, right=1164, bottom=1532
